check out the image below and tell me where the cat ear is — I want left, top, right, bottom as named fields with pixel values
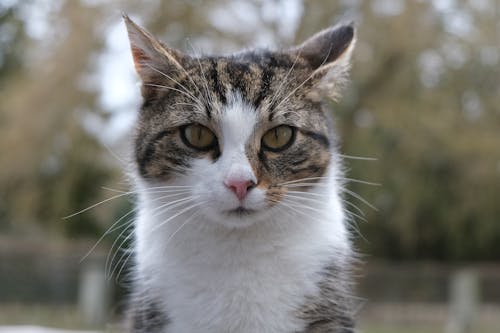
left=123, top=14, right=187, bottom=83
left=292, top=23, right=356, bottom=99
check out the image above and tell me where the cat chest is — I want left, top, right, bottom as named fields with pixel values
left=158, top=245, right=324, bottom=333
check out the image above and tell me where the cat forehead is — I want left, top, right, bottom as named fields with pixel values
left=138, top=52, right=325, bottom=134
left=187, top=52, right=309, bottom=97
left=195, top=51, right=311, bottom=77
left=178, top=52, right=317, bottom=121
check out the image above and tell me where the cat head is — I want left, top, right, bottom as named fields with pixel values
left=124, top=15, right=355, bottom=228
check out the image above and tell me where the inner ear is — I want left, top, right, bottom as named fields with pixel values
left=291, top=23, right=355, bottom=70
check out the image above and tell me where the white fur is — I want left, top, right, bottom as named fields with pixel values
left=133, top=93, right=349, bottom=333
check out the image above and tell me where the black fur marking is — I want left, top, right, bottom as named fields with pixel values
left=301, top=130, right=330, bottom=148
left=163, top=154, right=190, bottom=169
left=257, top=148, right=270, bottom=171
left=287, top=165, right=321, bottom=175
left=137, top=130, right=175, bottom=176
left=265, top=54, right=292, bottom=121
left=254, top=66, right=274, bottom=108
left=128, top=298, right=169, bottom=333
left=229, top=61, right=250, bottom=97
left=136, top=129, right=194, bottom=178
left=211, top=144, right=221, bottom=161
left=290, top=156, right=309, bottom=166
left=265, top=52, right=295, bottom=68
left=210, top=59, right=227, bottom=104
left=204, top=101, right=212, bottom=119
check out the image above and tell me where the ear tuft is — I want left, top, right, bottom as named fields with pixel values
left=292, top=23, right=356, bottom=100
left=294, top=23, right=355, bottom=69
left=123, top=14, right=186, bottom=83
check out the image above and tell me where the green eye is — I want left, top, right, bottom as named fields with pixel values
left=181, top=124, right=216, bottom=150
left=262, top=125, right=295, bottom=152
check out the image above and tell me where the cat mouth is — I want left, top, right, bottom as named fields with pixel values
left=225, top=207, right=256, bottom=217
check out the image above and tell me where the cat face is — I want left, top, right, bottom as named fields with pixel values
left=125, top=15, right=354, bottom=228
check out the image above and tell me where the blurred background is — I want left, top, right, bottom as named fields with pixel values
left=0, top=0, right=499, bottom=332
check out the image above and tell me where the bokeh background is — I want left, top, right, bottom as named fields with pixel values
left=0, top=0, right=499, bottom=332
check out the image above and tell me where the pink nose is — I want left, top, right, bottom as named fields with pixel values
left=224, top=178, right=255, bottom=201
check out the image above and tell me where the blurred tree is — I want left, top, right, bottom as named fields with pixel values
left=0, top=4, right=26, bottom=86
left=0, top=1, right=114, bottom=237
left=322, top=0, right=500, bottom=261
left=0, top=0, right=498, bottom=261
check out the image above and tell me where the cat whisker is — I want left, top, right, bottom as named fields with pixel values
left=188, top=42, right=216, bottom=110
left=284, top=193, right=326, bottom=206
left=343, top=188, right=377, bottom=211
left=342, top=199, right=366, bottom=218
left=267, top=47, right=303, bottom=108
left=144, top=83, right=200, bottom=104
left=280, top=198, right=364, bottom=242
left=285, top=190, right=325, bottom=198
left=146, top=190, right=193, bottom=198
left=277, top=200, right=327, bottom=225
left=273, top=47, right=334, bottom=111
left=139, top=184, right=195, bottom=190
left=63, top=191, right=134, bottom=219
left=172, top=102, right=200, bottom=109
left=153, top=200, right=207, bottom=232
left=280, top=198, right=327, bottom=218
left=163, top=210, right=202, bottom=246
left=107, top=198, right=205, bottom=279
left=340, top=177, right=381, bottom=186
left=145, top=64, right=202, bottom=104
left=65, top=185, right=196, bottom=220
left=184, top=40, right=212, bottom=97
left=338, top=154, right=378, bottom=161
left=80, top=207, right=138, bottom=263
left=101, top=186, right=129, bottom=194
left=281, top=183, right=329, bottom=188
left=106, top=222, right=135, bottom=279
left=278, top=176, right=330, bottom=186
left=149, top=196, right=199, bottom=220
left=111, top=243, right=135, bottom=282
left=343, top=207, right=367, bottom=223
left=125, top=187, right=195, bottom=196
left=101, top=141, right=128, bottom=167
left=149, top=191, right=193, bottom=204
left=118, top=189, right=193, bottom=200
left=343, top=212, right=368, bottom=242
left=275, top=189, right=369, bottom=233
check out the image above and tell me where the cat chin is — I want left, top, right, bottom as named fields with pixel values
left=203, top=206, right=275, bottom=229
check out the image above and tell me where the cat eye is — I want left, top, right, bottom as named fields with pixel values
left=180, top=124, right=217, bottom=150
left=261, top=125, right=296, bottom=152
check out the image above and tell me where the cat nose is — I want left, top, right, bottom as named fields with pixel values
left=224, top=178, right=256, bottom=201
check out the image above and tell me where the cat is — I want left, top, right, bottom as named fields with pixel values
left=123, top=13, right=357, bottom=333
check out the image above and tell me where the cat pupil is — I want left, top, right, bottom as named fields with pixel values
left=196, top=127, right=202, bottom=141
